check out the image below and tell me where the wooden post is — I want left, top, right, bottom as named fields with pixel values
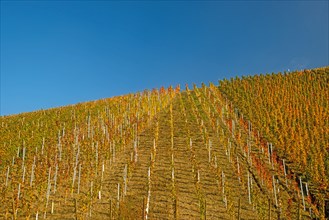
left=272, top=176, right=278, bottom=207
left=299, top=177, right=305, bottom=211
left=283, top=159, right=287, bottom=186
left=247, top=172, right=251, bottom=204
left=51, top=201, right=54, bottom=214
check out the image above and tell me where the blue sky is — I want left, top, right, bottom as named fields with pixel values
left=1, top=1, right=328, bottom=116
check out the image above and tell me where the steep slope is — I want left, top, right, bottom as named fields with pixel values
left=1, top=67, right=326, bottom=219
left=79, top=90, right=260, bottom=219
left=219, top=67, right=329, bottom=217
left=0, top=88, right=178, bottom=219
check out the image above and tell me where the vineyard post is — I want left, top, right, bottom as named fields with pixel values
left=54, top=164, right=58, bottom=193
left=232, top=119, right=235, bottom=137
left=146, top=167, right=151, bottom=219
left=272, top=176, right=278, bottom=207
left=134, top=141, right=138, bottom=163
left=305, top=182, right=309, bottom=196
left=95, top=142, right=99, bottom=176
left=247, top=140, right=250, bottom=163
left=113, top=141, right=116, bottom=163
left=87, top=114, right=91, bottom=138
left=90, top=181, right=93, bottom=217
left=299, top=176, right=305, bottom=211
left=77, top=164, right=81, bottom=194
left=22, top=146, right=26, bottom=170
left=309, top=207, right=312, bottom=218
left=270, top=144, right=274, bottom=169
left=222, top=171, right=225, bottom=196
left=22, top=165, right=26, bottom=183
left=117, top=183, right=120, bottom=209
left=237, top=157, right=240, bottom=183
left=228, top=141, right=232, bottom=163
left=102, top=162, right=105, bottom=183
left=51, top=201, right=54, bottom=214
left=208, top=139, right=212, bottom=163
left=30, top=156, right=36, bottom=187
left=5, top=166, right=9, bottom=187
left=17, top=183, right=21, bottom=200
left=123, top=164, right=128, bottom=197
left=198, top=170, right=200, bottom=184
left=283, top=159, right=287, bottom=186
left=214, top=156, right=218, bottom=168
left=247, top=171, right=251, bottom=204
left=72, top=165, right=77, bottom=195
left=45, top=167, right=52, bottom=218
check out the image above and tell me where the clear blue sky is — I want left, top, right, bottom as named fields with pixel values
left=1, top=1, right=328, bottom=116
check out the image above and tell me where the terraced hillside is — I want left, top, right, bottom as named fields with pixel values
left=1, top=67, right=328, bottom=219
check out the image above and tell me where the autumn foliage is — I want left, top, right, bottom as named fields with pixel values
left=219, top=67, right=329, bottom=199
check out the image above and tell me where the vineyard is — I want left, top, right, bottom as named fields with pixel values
left=0, top=67, right=328, bottom=219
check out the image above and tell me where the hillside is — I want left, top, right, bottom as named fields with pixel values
left=0, top=67, right=328, bottom=219
left=219, top=66, right=329, bottom=216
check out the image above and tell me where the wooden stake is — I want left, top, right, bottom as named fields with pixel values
left=51, top=201, right=54, bottom=214
left=247, top=172, right=251, bottom=204
left=272, top=176, right=278, bottom=207
left=5, top=166, right=10, bottom=187
left=283, top=159, right=287, bottom=186
left=299, top=176, right=305, bottom=211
